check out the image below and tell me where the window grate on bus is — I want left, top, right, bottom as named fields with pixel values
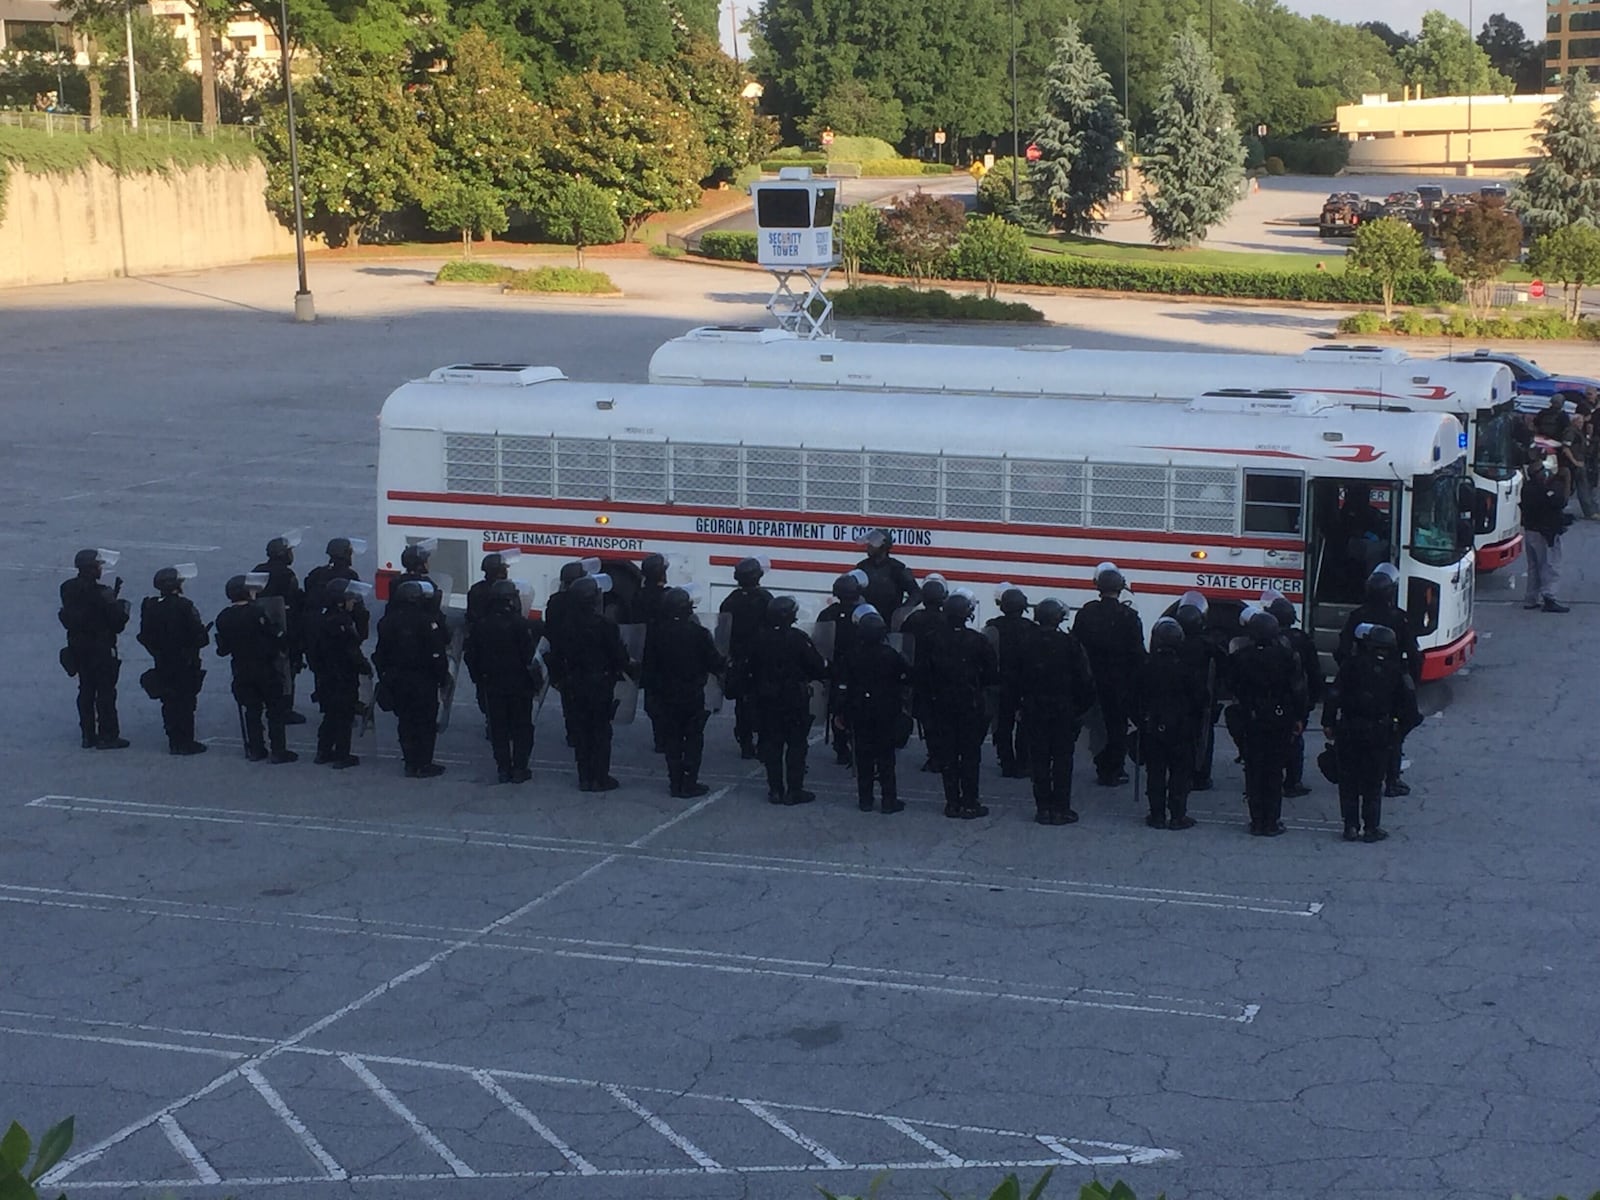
left=445, top=433, right=497, bottom=494
left=499, top=436, right=553, bottom=497
left=745, top=445, right=803, bottom=511
left=613, top=441, right=667, bottom=502
left=672, top=443, right=740, bottom=505
left=868, top=452, right=939, bottom=517
left=804, top=448, right=865, bottom=515
left=1008, top=459, right=1086, bottom=526
left=943, top=456, right=1004, bottom=521
left=1172, top=467, right=1237, bottom=534
left=555, top=437, right=610, bottom=500
left=1089, top=463, right=1168, bottom=531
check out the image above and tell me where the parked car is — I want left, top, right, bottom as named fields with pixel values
left=1416, top=185, right=1445, bottom=210
left=1318, top=192, right=1363, bottom=237
left=1441, top=349, right=1600, bottom=410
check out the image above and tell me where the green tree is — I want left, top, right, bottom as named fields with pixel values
left=55, top=0, right=121, bottom=126
left=544, top=68, right=709, bottom=238
left=240, top=0, right=447, bottom=58
left=442, top=0, right=677, bottom=97
left=798, top=78, right=907, bottom=146
left=1139, top=26, right=1244, bottom=248
left=259, top=48, right=434, bottom=247
left=1477, top=13, right=1542, bottom=93
left=104, top=9, right=193, bottom=120
left=663, top=35, right=778, bottom=183
left=1528, top=224, right=1600, bottom=319
left=540, top=176, right=624, bottom=268
left=951, top=214, right=1032, bottom=299
left=1398, top=10, right=1512, bottom=98
left=1514, top=69, right=1600, bottom=238
left=834, top=202, right=882, bottom=286
left=881, top=190, right=965, bottom=287
left=1347, top=216, right=1429, bottom=319
left=1440, top=202, right=1524, bottom=316
left=424, top=178, right=508, bottom=257
left=1026, top=19, right=1126, bottom=236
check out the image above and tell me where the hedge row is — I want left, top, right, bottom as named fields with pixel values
left=831, top=285, right=1044, bottom=322
left=758, top=157, right=826, bottom=172
left=1339, top=307, right=1600, bottom=340
left=690, top=228, right=1464, bottom=306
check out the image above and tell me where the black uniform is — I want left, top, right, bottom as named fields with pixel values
left=306, top=603, right=369, bottom=766
left=1134, top=646, right=1209, bottom=827
left=745, top=624, right=826, bottom=802
left=215, top=599, right=292, bottom=760
left=1323, top=650, right=1421, bottom=839
left=856, top=554, right=920, bottom=624
left=373, top=600, right=449, bottom=775
left=985, top=613, right=1036, bottom=777
left=465, top=609, right=545, bottom=781
left=1335, top=600, right=1420, bottom=788
left=920, top=625, right=1000, bottom=817
left=553, top=606, right=630, bottom=790
left=898, top=604, right=945, bottom=769
left=815, top=601, right=859, bottom=767
left=633, top=580, right=670, bottom=751
left=1281, top=625, right=1324, bottom=792
left=1072, top=598, right=1145, bottom=784
left=137, top=591, right=209, bottom=752
left=305, top=562, right=368, bottom=639
left=1229, top=639, right=1308, bottom=834
left=839, top=639, right=911, bottom=812
left=1019, top=628, right=1095, bottom=821
left=640, top=615, right=726, bottom=797
left=253, top=557, right=306, bottom=716
left=1194, top=603, right=1244, bottom=785
left=543, top=586, right=583, bottom=747
left=719, top=584, right=773, bottom=757
left=464, top=576, right=500, bottom=719
left=60, top=573, right=130, bottom=747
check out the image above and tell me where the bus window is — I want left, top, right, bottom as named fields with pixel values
left=805, top=449, right=865, bottom=513
left=555, top=437, right=610, bottom=500
left=747, top=446, right=803, bottom=510
left=614, top=441, right=668, bottom=501
left=868, top=452, right=939, bottom=517
left=1471, top=402, right=1516, bottom=482
left=944, top=457, right=1004, bottom=521
left=1242, top=471, right=1303, bottom=535
left=1409, top=466, right=1470, bottom=566
left=1310, top=481, right=1395, bottom=603
left=1089, top=463, right=1167, bottom=530
left=445, top=433, right=497, bottom=494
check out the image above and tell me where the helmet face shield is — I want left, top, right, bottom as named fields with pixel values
left=244, top=571, right=270, bottom=592
left=175, top=563, right=199, bottom=581
left=96, top=549, right=122, bottom=569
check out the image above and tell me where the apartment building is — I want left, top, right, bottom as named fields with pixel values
left=1545, top=0, right=1600, bottom=87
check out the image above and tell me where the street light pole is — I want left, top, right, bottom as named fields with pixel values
left=1010, top=0, right=1019, bottom=204
left=1466, top=0, right=1474, bottom=174
left=1122, top=0, right=1130, bottom=194
left=123, top=0, right=138, bottom=130
left=278, top=0, right=314, bottom=321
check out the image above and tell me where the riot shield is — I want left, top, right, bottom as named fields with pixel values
left=532, top=636, right=553, bottom=714
left=703, top=674, right=725, bottom=714
left=808, top=679, right=829, bottom=726
left=889, top=600, right=919, bottom=632
left=258, top=594, right=292, bottom=695
left=433, top=571, right=464, bottom=732
left=358, top=672, right=375, bottom=738
left=714, top=611, right=733, bottom=658
left=612, top=623, right=647, bottom=725
left=810, top=617, right=836, bottom=664
left=984, top=624, right=1001, bottom=654
left=887, top=631, right=910, bottom=662
left=1085, top=700, right=1107, bottom=756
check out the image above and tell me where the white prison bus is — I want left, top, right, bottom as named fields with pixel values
left=377, top=366, right=1477, bottom=682
left=648, top=329, right=1523, bottom=574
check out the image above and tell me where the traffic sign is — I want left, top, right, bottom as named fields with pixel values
left=820, top=128, right=834, bottom=146
left=933, top=129, right=946, bottom=145
left=1530, top=278, right=1545, bottom=299
left=1025, top=143, right=1042, bottom=162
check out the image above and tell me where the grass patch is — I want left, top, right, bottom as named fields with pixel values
left=1028, top=231, right=1346, bottom=274
left=831, top=284, right=1044, bottom=322
left=435, top=260, right=516, bottom=283
left=502, top=266, right=617, bottom=294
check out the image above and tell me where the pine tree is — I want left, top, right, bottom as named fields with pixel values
left=1515, top=69, right=1600, bottom=239
left=1025, top=19, right=1128, bottom=236
left=1139, top=25, right=1246, bottom=249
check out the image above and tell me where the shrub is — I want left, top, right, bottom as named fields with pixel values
left=1264, top=155, right=1286, bottom=175
left=758, top=157, right=826, bottom=173
left=2, top=1116, right=75, bottom=1200
left=1019, top=254, right=1461, bottom=304
left=1396, top=308, right=1442, bottom=335
left=1339, top=310, right=1384, bottom=334
left=1262, top=135, right=1350, bottom=175
left=853, top=158, right=943, bottom=177
left=951, top=214, right=1032, bottom=299
left=648, top=243, right=685, bottom=259
left=767, top=145, right=810, bottom=160
left=882, top=190, right=966, bottom=287
left=835, top=202, right=884, bottom=286
left=695, top=230, right=758, bottom=261
left=978, top=161, right=1030, bottom=215
left=830, top=284, right=1045, bottom=322
left=823, top=135, right=899, bottom=162
left=732, top=163, right=763, bottom=189
left=436, top=260, right=517, bottom=283
left=502, top=266, right=617, bottom=294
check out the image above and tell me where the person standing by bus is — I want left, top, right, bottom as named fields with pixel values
left=1134, top=618, right=1206, bottom=830
left=746, top=595, right=826, bottom=806
left=640, top=586, right=725, bottom=798
left=1020, top=598, right=1095, bottom=825
left=554, top=574, right=631, bottom=792
left=307, top=578, right=370, bottom=769
left=921, top=590, right=999, bottom=820
left=466, top=552, right=512, bottom=731
left=1322, top=623, right=1421, bottom=843
left=1229, top=610, right=1307, bottom=837
left=373, top=579, right=449, bottom=778
left=1521, top=455, right=1573, bottom=614
left=60, top=550, right=129, bottom=750
left=1264, top=591, right=1322, bottom=798
left=1072, top=563, right=1144, bottom=787
left=838, top=609, right=911, bottom=813
left=1335, top=563, right=1423, bottom=794
left=465, top=579, right=544, bottom=784
left=634, top=553, right=671, bottom=753
left=254, top=536, right=308, bottom=724
left=985, top=586, right=1036, bottom=778
left=137, top=566, right=209, bottom=756
left=719, top=557, right=773, bottom=761
left=857, top=529, right=920, bottom=622
left=896, top=575, right=948, bottom=773
left=216, top=574, right=295, bottom=764
left=816, top=570, right=868, bottom=769
left=304, top=538, right=367, bottom=639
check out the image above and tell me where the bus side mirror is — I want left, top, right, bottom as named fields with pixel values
left=1457, top=517, right=1475, bottom=547
left=1456, top=480, right=1477, bottom=515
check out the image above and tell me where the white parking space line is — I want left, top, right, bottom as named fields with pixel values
left=881, top=1116, right=965, bottom=1166
left=241, top=1065, right=348, bottom=1182
left=601, top=1085, right=724, bottom=1171
left=157, top=1115, right=221, bottom=1185
left=739, top=1101, right=847, bottom=1168
left=472, top=1070, right=598, bottom=1176
left=341, top=1055, right=477, bottom=1178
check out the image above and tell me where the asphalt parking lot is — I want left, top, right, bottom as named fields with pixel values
left=3, top=259, right=1598, bottom=1200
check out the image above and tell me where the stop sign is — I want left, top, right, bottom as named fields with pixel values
left=1530, top=278, right=1546, bottom=299
left=1025, top=143, right=1042, bottom=162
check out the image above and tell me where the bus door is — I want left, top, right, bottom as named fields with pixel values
left=1305, top=478, right=1399, bottom=673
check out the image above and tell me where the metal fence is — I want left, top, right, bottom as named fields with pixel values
left=0, top=109, right=258, bottom=142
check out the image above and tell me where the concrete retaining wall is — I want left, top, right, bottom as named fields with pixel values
left=0, top=157, right=297, bottom=288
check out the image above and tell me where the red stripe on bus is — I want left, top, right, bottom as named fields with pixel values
left=396, top=514, right=1305, bottom=580
left=385, top=490, right=1300, bottom=552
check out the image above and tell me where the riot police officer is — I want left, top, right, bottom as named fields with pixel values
left=985, top=586, right=1036, bottom=778
left=254, top=535, right=308, bottom=724
left=1172, top=594, right=1221, bottom=790
left=394, top=541, right=435, bottom=595
left=1323, top=623, right=1421, bottom=843
left=856, top=528, right=920, bottom=621
left=553, top=574, right=631, bottom=791
left=136, top=566, right=209, bottom=755
left=1264, top=591, right=1322, bottom=797
left=1134, top=617, right=1208, bottom=830
left=634, top=553, right=671, bottom=753
left=816, top=570, right=868, bottom=768
left=464, top=578, right=545, bottom=784
left=307, top=578, right=371, bottom=768
left=1072, top=562, right=1144, bottom=787
left=1020, top=598, right=1095, bottom=825
left=897, top=574, right=947, bottom=771
left=745, top=595, right=827, bottom=805
left=215, top=574, right=296, bottom=763
left=466, top=552, right=514, bottom=729
left=373, top=579, right=449, bottom=777
left=1229, top=610, right=1307, bottom=837
left=640, top=586, right=726, bottom=798
left=59, top=548, right=130, bottom=749
left=920, top=590, right=999, bottom=820
left=1335, top=563, right=1421, bottom=796
left=544, top=560, right=593, bottom=748
left=304, top=538, right=368, bottom=639
left=719, top=557, right=773, bottom=760
left=838, top=609, right=911, bottom=813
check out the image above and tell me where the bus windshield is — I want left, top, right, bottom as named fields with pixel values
left=1410, top=463, right=1470, bottom=567
left=1471, top=401, right=1517, bottom=481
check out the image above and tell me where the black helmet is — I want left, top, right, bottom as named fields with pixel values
left=832, top=571, right=864, bottom=603
left=1267, top=597, right=1296, bottom=628
left=1356, top=622, right=1398, bottom=652
left=225, top=574, right=251, bottom=603
left=1035, top=597, right=1068, bottom=627
left=266, top=536, right=294, bottom=562
left=481, top=552, right=508, bottom=575
left=1094, top=562, right=1126, bottom=594
left=920, top=577, right=948, bottom=606
left=327, top=537, right=354, bottom=560
left=489, top=578, right=520, bottom=609
left=1175, top=603, right=1206, bottom=638
left=324, top=577, right=352, bottom=606
left=153, top=567, right=182, bottom=594
left=862, top=528, right=893, bottom=553
left=559, top=560, right=587, bottom=586
left=734, top=557, right=765, bottom=585
left=641, top=553, right=668, bottom=583
left=569, top=575, right=601, bottom=606
left=1246, top=611, right=1280, bottom=644
left=1151, top=616, right=1185, bottom=651
left=1365, top=564, right=1399, bottom=605
left=74, top=548, right=101, bottom=571
left=661, top=586, right=694, bottom=619
left=400, top=543, right=431, bottom=572
left=767, top=595, right=798, bottom=626
left=997, top=587, right=1028, bottom=616
left=944, top=592, right=975, bottom=626
left=856, top=611, right=888, bottom=642
left=393, top=579, right=431, bottom=605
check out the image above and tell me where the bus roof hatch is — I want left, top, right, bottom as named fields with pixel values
left=425, top=364, right=567, bottom=387
left=1188, top=389, right=1339, bottom=416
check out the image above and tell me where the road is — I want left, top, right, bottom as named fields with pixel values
left=2, top=257, right=1597, bottom=1200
